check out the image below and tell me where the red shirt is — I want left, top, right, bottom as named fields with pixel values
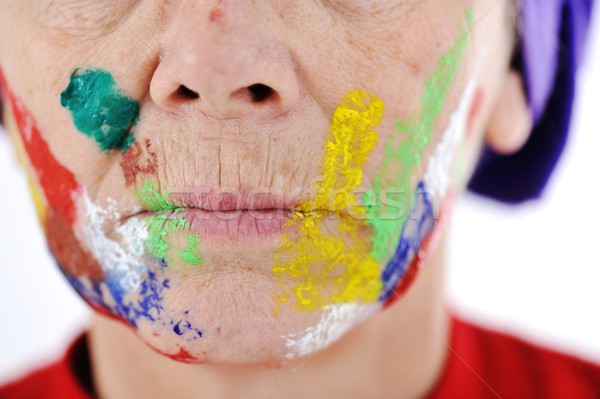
left=2, top=317, right=600, bottom=398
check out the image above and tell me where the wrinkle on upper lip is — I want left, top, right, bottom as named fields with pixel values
left=121, top=181, right=354, bottom=222
left=167, top=191, right=305, bottom=211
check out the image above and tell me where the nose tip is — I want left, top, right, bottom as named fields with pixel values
left=150, top=39, right=301, bottom=119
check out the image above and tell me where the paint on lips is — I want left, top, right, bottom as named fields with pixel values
left=60, top=68, right=140, bottom=151
left=273, top=89, right=385, bottom=311
left=137, top=180, right=204, bottom=267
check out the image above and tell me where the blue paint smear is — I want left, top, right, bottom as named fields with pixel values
left=66, top=266, right=203, bottom=339
left=378, top=181, right=435, bottom=302
left=173, top=320, right=203, bottom=340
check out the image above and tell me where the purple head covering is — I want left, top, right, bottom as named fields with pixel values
left=468, top=0, right=595, bottom=203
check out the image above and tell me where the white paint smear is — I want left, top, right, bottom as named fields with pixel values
left=80, top=193, right=148, bottom=292
left=283, top=302, right=379, bottom=360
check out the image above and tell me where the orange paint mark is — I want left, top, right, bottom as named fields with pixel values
left=209, top=7, right=222, bottom=22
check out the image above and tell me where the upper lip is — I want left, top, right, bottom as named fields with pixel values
left=146, top=191, right=307, bottom=212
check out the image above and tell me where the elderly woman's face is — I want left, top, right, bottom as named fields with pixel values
left=0, top=1, right=512, bottom=366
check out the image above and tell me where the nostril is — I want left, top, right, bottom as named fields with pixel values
left=247, top=84, right=274, bottom=103
left=175, top=84, right=200, bottom=100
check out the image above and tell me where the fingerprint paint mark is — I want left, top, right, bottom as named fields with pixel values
left=60, top=68, right=140, bottom=151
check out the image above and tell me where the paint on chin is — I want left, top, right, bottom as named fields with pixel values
left=283, top=303, right=378, bottom=360
left=273, top=90, right=385, bottom=312
left=366, top=10, right=473, bottom=267
left=60, top=68, right=140, bottom=151
left=1, top=69, right=205, bottom=359
left=280, top=11, right=477, bottom=359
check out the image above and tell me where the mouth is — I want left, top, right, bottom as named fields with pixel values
left=126, top=191, right=319, bottom=245
left=168, top=191, right=305, bottom=212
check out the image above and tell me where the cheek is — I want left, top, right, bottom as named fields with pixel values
left=0, top=70, right=80, bottom=227
left=363, top=10, right=477, bottom=304
left=60, top=68, right=140, bottom=152
left=467, top=88, right=485, bottom=137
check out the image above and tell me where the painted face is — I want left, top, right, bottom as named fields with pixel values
left=0, top=1, right=513, bottom=366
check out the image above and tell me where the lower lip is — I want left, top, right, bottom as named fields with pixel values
left=140, top=208, right=293, bottom=244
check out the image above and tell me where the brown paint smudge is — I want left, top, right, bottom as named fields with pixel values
left=120, top=138, right=158, bottom=186
left=45, top=209, right=104, bottom=280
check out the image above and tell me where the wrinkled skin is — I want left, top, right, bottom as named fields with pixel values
left=0, top=1, right=523, bottom=382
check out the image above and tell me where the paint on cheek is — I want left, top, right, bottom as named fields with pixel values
left=273, top=90, right=384, bottom=311
left=3, top=103, right=47, bottom=223
left=423, top=80, right=478, bottom=200
left=138, top=181, right=204, bottom=267
left=467, top=88, right=484, bottom=136
left=377, top=182, right=435, bottom=302
left=45, top=209, right=105, bottom=280
left=383, top=190, right=456, bottom=308
left=0, top=70, right=80, bottom=226
left=81, top=195, right=148, bottom=292
left=120, top=138, right=158, bottom=186
left=365, top=11, right=472, bottom=265
left=60, top=68, right=140, bottom=151
left=76, top=193, right=204, bottom=348
left=377, top=14, right=484, bottom=302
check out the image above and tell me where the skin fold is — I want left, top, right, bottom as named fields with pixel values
left=0, top=1, right=530, bottom=398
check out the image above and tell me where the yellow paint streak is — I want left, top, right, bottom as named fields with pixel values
left=3, top=107, right=47, bottom=225
left=273, top=90, right=384, bottom=311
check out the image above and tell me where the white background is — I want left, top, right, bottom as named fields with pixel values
left=1, top=9, right=599, bottom=384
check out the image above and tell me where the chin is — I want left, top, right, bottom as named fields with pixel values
left=69, top=250, right=380, bottom=367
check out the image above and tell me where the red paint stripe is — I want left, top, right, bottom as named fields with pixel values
left=152, top=344, right=199, bottom=363
left=467, top=89, right=484, bottom=136
left=0, top=69, right=79, bottom=225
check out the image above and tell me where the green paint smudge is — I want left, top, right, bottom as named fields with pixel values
left=137, top=180, right=204, bottom=267
left=60, top=68, right=140, bottom=151
left=366, top=11, right=472, bottom=262
left=179, top=235, right=203, bottom=266
left=138, top=180, right=182, bottom=212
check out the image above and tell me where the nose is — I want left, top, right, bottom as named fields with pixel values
left=149, top=2, right=301, bottom=119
